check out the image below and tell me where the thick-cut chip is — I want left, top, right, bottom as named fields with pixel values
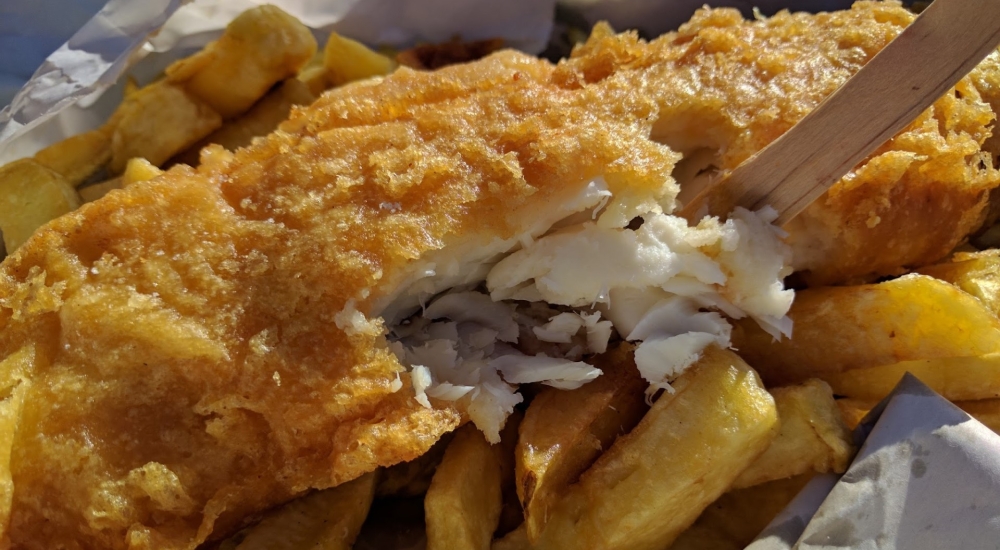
left=323, top=32, right=396, bottom=88
left=122, top=158, right=164, bottom=187
left=530, top=346, right=778, bottom=550
left=0, top=159, right=81, bottom=253
left=954, top=399, right=1000, bottom=433
left=732, top=275, right=1000, bottom=386
left=917, top=249, right=1000, bottom=316
left=515, top=344, right=648, bottom=542
left=172, top=79, right=316, bottom=167
left=732, top=380, right=854, bottom=489
left=823, top=354, right=1000, bottom=402
left=492, top=525, right=530, bottom=550
left=79, top=178, right=123, bottom=203
left=835, top=398, right=872, bottom=430
left=495, top=410, right=525, bottom=537
left=166, top=5, right=317, bottom=119
left=32, top=125, right=113, bottom=186
left=425, top=425, right=503, bottom=550
left=297, top=51, right=329, bottom=96
left=226, top=472, right=375, bottom=550
left=669, top=474, right=814, bottom=550
left=838, top=397, right=1000, bottom=434
left=110, top=82, right=222, bottom=172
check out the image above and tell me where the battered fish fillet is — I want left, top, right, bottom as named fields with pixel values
left=556, top=1, right=1000, bottom=284
left=1, top=2, right=999, bottom=549
left=0, top=51, right=676, bottom=549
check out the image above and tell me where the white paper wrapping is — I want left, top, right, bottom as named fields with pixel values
left=749, top=374, right=1000, bottom=550
left=0, top=0, right=557, bottom=163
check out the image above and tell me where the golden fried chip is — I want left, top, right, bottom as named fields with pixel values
left=324, top=32, right=396, bottom=87
left=733, top=380, right=854, bottom=489
left=122, top=158, right=164, bottom=187
left=495, top=410, right=524, bottom=538
left=110, top=82, right=222, bottom=172
left=530, top=347, right=778, bottom=550
left=838, top=397, right=1000, bottom=435
left=78, top=178, right=123, bottom=203
left=732, top=275, right=1000, bottom=386
left=669, top=475, right=814, bottom=550
left=917, top=249, right=1000, bottom=316
left=230, top=472, right=375, bottom=550
left=166, top=5, right=317, bottom=119
left=952, top=398, right=1000, bottom=433
left=425, top=425, right=503, bottom=550
left=835, top=398, right=872, bottom=430
left=492, top=525, right=530, bottom=550
left=0, top=159, right=81, bottom=253
left=32, top=125, right=112, bottom=186
left=823, top=354, right=1000, bottom=402
left=515, top=344, right=647, bottom=542
left=171, top=79, right=316, bottom=167
left=297, top=50, right=329, bottom=96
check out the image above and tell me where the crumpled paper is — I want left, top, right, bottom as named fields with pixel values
left=2, top=1, right=996, bottom=549
left=0, top=0, right=557, bottom=163
left=749, top=374, right=1000, bottom=550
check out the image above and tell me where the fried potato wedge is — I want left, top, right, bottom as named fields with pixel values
left=732, top=275, right=1000, bottom=386
left=324, top=32, right=396, bottom=87
left=0, top=159, right=81, bottom=253
left=954, top=398, right=1000, bottom=433
left=531, top=346, right=778, bottom=550
left=835, top=398, right=871, bottom=430
left=495, top=410, right=525, bottom=537
left=122, top=158, right=164, bottom=187
left=172, top=79, right=316, bottom=167
left=33, top=125, right=113, bottom=186
left=669, top=474, right=814, bottom=550
left=297, top=51, right=329, bottom=96
left=228, top=472, right=375, bottom=550
left=110, top=82, right=222, bottom=172
left=166, top=5, right=316, bottom=119
left=733, top=380, right=854, bottom=489
left=667, top=528, right=739, bottom=550
left=492, top=525, right=530, bottom=550
left=516, top=344, right=648, bottom=542
left=838, top=396, right=1000, bottom=435
left=917, top=249, right=1000, bottom=316
left=824, top=353, right=1000, bottom=402
left=425, top=425, right=503, bottom=550
left=79, top=178, right=123, bottom=203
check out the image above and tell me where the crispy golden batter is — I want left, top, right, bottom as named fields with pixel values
left=557, top=1, right=1000, bottom=284
left=0, top=51, right=675, bottom=549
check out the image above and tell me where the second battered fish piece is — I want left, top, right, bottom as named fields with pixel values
left=556, top=1, right=1000, bottom=284
left=0, top=51, right=679, bottom=549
